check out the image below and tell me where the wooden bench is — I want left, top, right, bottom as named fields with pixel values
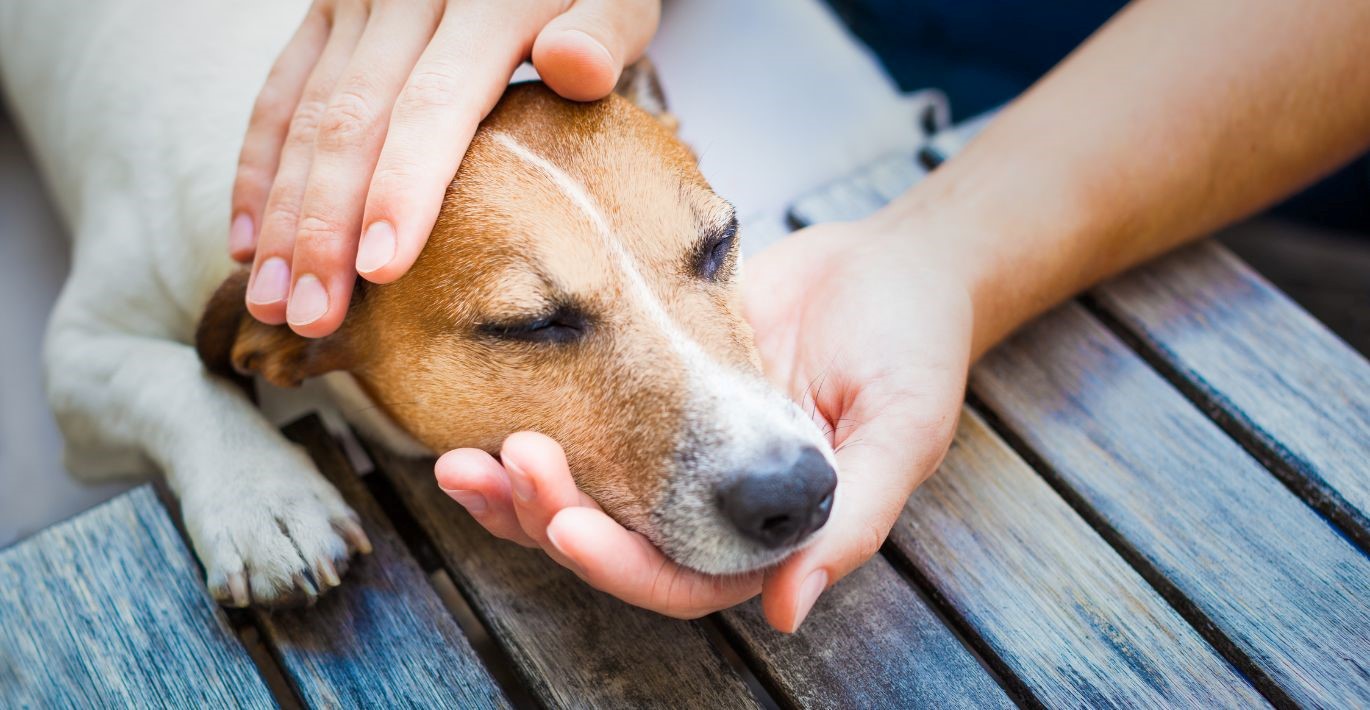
left=3, top=156, right=1367, bottom=708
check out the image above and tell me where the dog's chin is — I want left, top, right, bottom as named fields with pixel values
left=649, top=521, right=826, bottom=576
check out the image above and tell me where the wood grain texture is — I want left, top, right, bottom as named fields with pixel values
left=890, top=410, right=1266, bottom=707
left=0, top=486, right=275, bottom=708
left=367, top=445, right=759, bottom=709
left=790, top=155, right=1269, bottom=706
left=720, top=556, right=1013, bottom=709
left=250, top=417, right=507, bottom=709
left=973, top=303, right=1370, bottom=707
left=1091, top=236, right=1370, bottom=549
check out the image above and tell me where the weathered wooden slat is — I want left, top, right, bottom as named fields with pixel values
left=789, top=156, right=1267, bottom=706
left=720, top=557, right=1014, bottom=708
left=891, top=410, right=1267, bottom=707
left=1090, top=235, right=1370, bottom=549
left=973, top=304, right=1370, bottom=706
left=367, top=445, right=759, bottom=709
left=248, top=417, right=507, bottom=709
left=0, top=486, right=275, bottom=708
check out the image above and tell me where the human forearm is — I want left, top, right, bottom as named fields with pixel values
left=874, top=0, right=1370, bottom=359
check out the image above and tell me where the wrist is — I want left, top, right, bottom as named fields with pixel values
left=863, top=154, right=1100, bottom=360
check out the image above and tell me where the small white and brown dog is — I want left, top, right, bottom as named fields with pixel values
left=0, top=1, right=836, bottom=607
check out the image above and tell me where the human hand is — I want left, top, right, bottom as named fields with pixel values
left=232, top=0, right=660, bottom=337
left=435, top=217, right=974, bottom=631
left=739, top=219, right=972, bottom=630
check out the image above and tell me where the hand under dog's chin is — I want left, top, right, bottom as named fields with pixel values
left=648, top=517, right=824, bottom=576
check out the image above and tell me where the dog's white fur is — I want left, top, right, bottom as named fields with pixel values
left=0, top=1, right=377, bottom=603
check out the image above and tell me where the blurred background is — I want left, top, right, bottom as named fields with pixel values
left=3, top=0, right=1366, bottom=548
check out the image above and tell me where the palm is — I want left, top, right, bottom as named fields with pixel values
left=741, top=222, right=974, bottom=629
left=744, top=223, right=971, bottom=460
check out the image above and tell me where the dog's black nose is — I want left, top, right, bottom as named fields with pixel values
left=717, top=446, right=837, bottom=549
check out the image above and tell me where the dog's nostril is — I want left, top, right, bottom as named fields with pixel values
left=717, top=446, right=837, bottom=549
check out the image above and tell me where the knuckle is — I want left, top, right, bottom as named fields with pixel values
left=316, top=90, right=377, bottom=151
left=286, top=100, right=329, bottom=146
left=234, top=159, right=275, bottom=191
left=294, top=215, right=349, bottom=252
left=853, top=520, right=888, bottom=563
left=367, top=162, right=419, bottom=199
left=398, top=67, right=464, bottom=115
left=249, top=83, right=290, bottom=125
left=263, top=198, right=303, bottom=233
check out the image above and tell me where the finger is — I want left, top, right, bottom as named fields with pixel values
left=532, top=0, right=661, bottom=101
left=284, top=4, right=443, bottom=336
left=760, top=405, right=955, bottom=633
left=499, top=431, right=597, bottom=551
left=230, top=8, right=330, bottom=262
left=356, top=0, right=564, bottom=285
left=547, top=507, right=761, bottom=618
left=436, top=448, right=538, bottom=547
left=246, top=7, right=367, bottom=325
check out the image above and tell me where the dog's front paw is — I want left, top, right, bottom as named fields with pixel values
left=181, top=459, right=372, bottom=608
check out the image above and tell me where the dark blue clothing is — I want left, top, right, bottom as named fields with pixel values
left=828, top=0, right=1369, bottom=232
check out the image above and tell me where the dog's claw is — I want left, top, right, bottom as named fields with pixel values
left=292, top=572, right=319, bottom=606
left=339, top=518, right=373, bottom=555
left=228, top=572, right=249, bottom=608
left=316, top=558, right=341, bottom=588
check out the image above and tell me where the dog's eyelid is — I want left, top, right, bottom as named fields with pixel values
left=691, top=213, right=739, bottom=281
left=477, top=304, right=590, bottom=344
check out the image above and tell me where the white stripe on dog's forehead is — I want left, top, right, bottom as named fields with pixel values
left=488, top=130, right=824, bottom=466
left=489, top=131, right=687, bottom=350
left=490, top=131, right=614, bottom=245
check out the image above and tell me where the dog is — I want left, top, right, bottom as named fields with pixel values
left=0, top=1, right=836, bottom=607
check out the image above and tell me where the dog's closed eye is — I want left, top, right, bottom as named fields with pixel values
left=480, top=306, right=589, bottom=345
left=694, top=214, right=739, bottom=282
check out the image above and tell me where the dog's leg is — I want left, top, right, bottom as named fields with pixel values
left=45, top=312, right=369, bottom=607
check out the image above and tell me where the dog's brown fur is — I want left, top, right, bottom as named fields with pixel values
left=198, top=78, right=757, bottom=535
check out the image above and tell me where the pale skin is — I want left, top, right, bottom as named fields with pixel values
left=236, top=0, right=1370, bottom=631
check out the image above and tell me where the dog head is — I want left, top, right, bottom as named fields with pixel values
left=198, top=66, right=836, bottom=574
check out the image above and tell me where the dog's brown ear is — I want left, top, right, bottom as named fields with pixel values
left=195, top=269, right=349, bottom=388
left=615, top=57, right=678, bottom=133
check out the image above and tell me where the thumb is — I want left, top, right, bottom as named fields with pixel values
left=532, top=0, right=661, bottom=101
left=760, top=406, right=957, bottom=633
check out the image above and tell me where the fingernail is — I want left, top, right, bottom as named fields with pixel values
left=229, top=213, right=254, bottom=256
left=356, top=221, right=396, bottom=275
left=545, top=524, right=584, bottom=574
left=505, top=459, right=536, bottom=502
left=564, top=29, right=613, bottom=67
left=791, top=569, right=828, bottom=632
left=287, top=273, right=329, bottom=326
left=442, top=488, right=488, bottom=515
left=546, top=524, right=569, bottom=557
left=247, top=257, right=290, bottom=304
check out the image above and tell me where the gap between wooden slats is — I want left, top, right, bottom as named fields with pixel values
left=360, top=437, right=1011, bottom=708
left=0, top=487, right=276, bottom=708
left=788, top=154, right=1271, bottom=707
left=715, top=554, right=1015, bottom=709
left=1084, top=234, right=1370, bottom=552
left=364, top=442, right=762, bottom=709
left=971, top=303, right=1370, bottom=707
left=235, top=416, right=510, bottom=709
